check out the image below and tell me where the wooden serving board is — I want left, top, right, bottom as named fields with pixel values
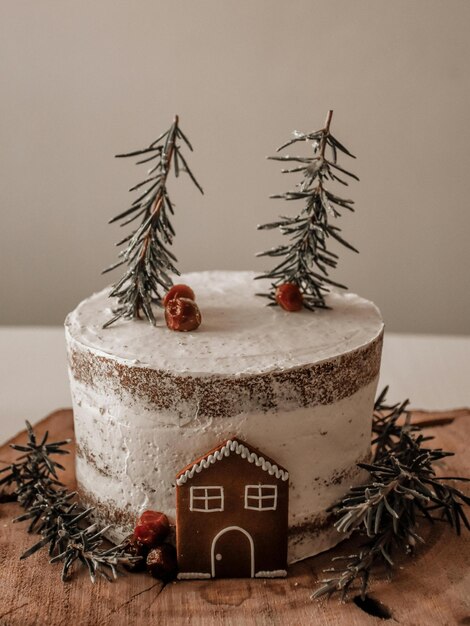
left=0, top=408, right=469, bottom=626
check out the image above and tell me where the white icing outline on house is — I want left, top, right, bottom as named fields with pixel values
left=244, top=484, right=278, bottom=511
left=190, top=485, right=224, bottom=512
left=255, top=570, right=287, bottom=578
left=176, top=440, right=289, bottom=486
left=211, top=526, right=255, bottom=578
left=177, top=572, right=211, bottom=580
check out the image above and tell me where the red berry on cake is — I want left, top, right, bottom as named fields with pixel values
left=163, top=284, right=196, bottom=306
left=165, top=297, right=202, bottom=332
left=275, top=283, right=303, bottom=312
left=146, top=544, right=178, bottom=581
left=133, top=510, right=170, bottom=547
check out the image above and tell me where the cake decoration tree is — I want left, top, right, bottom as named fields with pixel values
left=255, top=110, right=359, bottom=311
left=103, top=116, right=203, bottom=328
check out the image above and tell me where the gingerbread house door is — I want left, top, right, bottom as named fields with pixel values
left=211, top=526, right=255, bottom=578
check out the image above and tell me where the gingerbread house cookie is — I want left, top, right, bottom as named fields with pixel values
left=176, top=438, right=289, bottom=579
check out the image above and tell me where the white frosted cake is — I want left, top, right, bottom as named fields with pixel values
left=65, top=270, right=383, bottom=563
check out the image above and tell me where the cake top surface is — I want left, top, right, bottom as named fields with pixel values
left=65, top=271, right=383, bottom=376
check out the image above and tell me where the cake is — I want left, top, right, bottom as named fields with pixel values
left=65, top=270, right=383, bottom=564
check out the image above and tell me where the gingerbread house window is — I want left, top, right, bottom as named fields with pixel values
left=190, top=486, right=224, bottom=512
left=244, top=484, right=277, bottom=511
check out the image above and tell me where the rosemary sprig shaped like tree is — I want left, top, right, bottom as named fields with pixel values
left=0, top=421, right=140, bottom=582
left=313, top=387, right=470, bottom=602
left=103, top=115, right=203, bottom=328
left=256, top=110, right=359, bottom=310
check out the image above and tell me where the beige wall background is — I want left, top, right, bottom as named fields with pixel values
left=1, top=0, right=469, bottom=333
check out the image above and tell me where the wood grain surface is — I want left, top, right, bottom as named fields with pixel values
left=0, top=408, right=469, bottom=626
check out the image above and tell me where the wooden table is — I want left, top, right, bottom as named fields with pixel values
left=0, top=329, right=469, bottom=625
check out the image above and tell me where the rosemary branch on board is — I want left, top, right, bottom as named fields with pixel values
left=0, top=422, right=140, bottom=582
left=102, top=115, right=203, bottom=328
left=255, top=110, right=359, bottom=309
left=312, top=386, right=470, bottom=602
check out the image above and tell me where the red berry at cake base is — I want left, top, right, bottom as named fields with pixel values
left=139, top=510, right=170, bottom=530
left=146, top=544, right=178, bottom=581
left=165, top=297, right=202, bottom=331
left=163, top=284, right=196, bottom=306
left=121, top=534, right=149, bottom=572
left=275, top=283, right=303, bottom=311
left=133, top=524, right=157, bottom=546
left=133, top=510, right=170, bottom=547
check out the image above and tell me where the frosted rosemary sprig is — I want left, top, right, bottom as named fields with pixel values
left=103, top=115, right=203, bottom=328
left=0, top=421, right=140, bottom=582
left=312, top=388, right=470, bottom=602
left=256, top=110, right=358, bottom=310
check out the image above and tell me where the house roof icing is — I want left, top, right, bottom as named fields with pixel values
left=176, top=439, right=289, bottom=486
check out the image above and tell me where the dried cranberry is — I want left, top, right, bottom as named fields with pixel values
left=133, top=524, right=158, bottom=546
left=165, top=297, right=201, bottom=332
left=163, top=284, right=195, bottom=306
left=121, top=534, right=148, bottom=572
left=275, top=283, right=303, bottom=311
left=133, top=510, right=170, bottom=547
left=146, top=543, right=178, bottom=581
